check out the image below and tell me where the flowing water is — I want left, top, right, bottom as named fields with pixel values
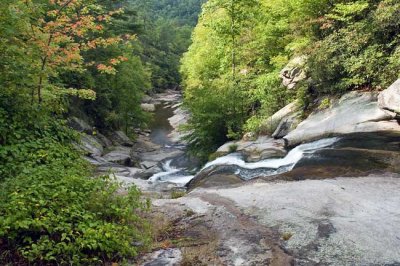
left=148, top=102, right=400, bottom=188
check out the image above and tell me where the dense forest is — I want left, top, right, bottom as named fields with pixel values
left=181, top=0, right=400, bottom=160
left=1, top=0, right=400, bottom=264
left=0, top=0, right=202, bottom=264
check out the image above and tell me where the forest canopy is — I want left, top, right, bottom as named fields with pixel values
left=180, top=0, right=400, bottom=160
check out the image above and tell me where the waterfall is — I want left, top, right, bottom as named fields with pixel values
left=148, top=160, right=194, bottom=186
left=149, top=137, right=339, bottom=186
left=203, top=137, right=339, bottom=171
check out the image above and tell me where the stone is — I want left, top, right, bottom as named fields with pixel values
left=111, top=131, right=134, bottom=147
left=168, top=107, right=190, bottom=143
left=68, top=117, right=92, bottom=134
left=272, top=112, right=301, bottom=139
left=141, top=149, right=184, bottom=162
left=242, top=137, right=287, bottom=162
left=133, top=135, right=161, bottom=152
left=378, top=78, right=400, bottom=114
left=188, top=174, right=243, bottom=189
left=96, top=132, right=112, bottom=147
left=140, top=161, right=158, bottom=170
left=216, top=137, right=286, bottom=162
left=136, top=165, right=163, bottom=179
left=141, top=103, right=156, bottom=112
left=284, top=91, right=400, bottom=147
left=78, top=133, right=103, bottom=156
left=280, top=56, right=308, bottom=90
left=102, top=146, right=133, bottom=166
left=260, top=101, right=301, bottom=135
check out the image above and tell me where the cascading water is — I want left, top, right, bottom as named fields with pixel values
left=148, top=160, right=194, bottom=187
left=149, top=137, right=339, bottom=187
left=203, top=137, right=339, bottom=170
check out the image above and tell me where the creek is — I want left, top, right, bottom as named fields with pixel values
left=147, top=100, right=400, bottom=188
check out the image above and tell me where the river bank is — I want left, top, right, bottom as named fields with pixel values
left=75, top=86, right=400, bottom=265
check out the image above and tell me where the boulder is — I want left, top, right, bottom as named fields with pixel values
left=272, top=112, right=301, bottom=139
left=168, top=107, right=190, bottom=143
left=242, top=137, right=287, bottom=162
left=111, top=131, right=134, bottom=147
left=141, top=149, right=184, bottom=162
left=133, top=134, right=161, bottom=152
left=260, top=101, right=301, bottom=135
left=96, top=133, right=113, bottom=148
left=284, top=91, right=400, bottom=147
left=141, top=103, right=156, bottom=112
left=102, top=146, right=133, bottom=166
left=140, top=160, right=158, bottom=170
left=378, top=79, right=400, bottom=115
left=216, top=137, right=286, bottom=162
left=79, top=134, right=103, bottom=156
left=280, top=56, right=308, bottom=90
left=136, top=165, right=163, bottom=179
left=68, top=117, right=92, bottom=134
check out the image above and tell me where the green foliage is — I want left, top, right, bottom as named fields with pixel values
left=171, top=190, right=187, bottom=199
left=228, top=144, right=239, bottom=153
left=309, top=0, right=400, bottom=93
left=0, top=166, right=150, bottom=264
left=0, top=1, right=153, bottom=264
left=0, top=91, right=151, bottom=264
left=129, top=0, right=205, bottom=91
left=181, top=0, right=400, bottom=160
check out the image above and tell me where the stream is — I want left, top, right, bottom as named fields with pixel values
left=147, top=98, right=400, bottom=189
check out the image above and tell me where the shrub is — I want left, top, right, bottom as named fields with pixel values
left=0, top=94, right=151, bottom=264
left=0, top=163, right=151, bottom=265
left=228, top=144, right=239, bottom=153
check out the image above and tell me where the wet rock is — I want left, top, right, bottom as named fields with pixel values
left=78, top=133, right=103, bottom=156
left=216, top=137, right=286, bottom=162
left=242, top=137, right=287, bottom=162
left=378, top=78, right=400, bottom=115
left=111, top=131, right=134, bottom=147
left=285, top=91, right=400, bottom=147
left=136, top=165, right=163, bottom=179
left=188, top=173, right=243, bottom=189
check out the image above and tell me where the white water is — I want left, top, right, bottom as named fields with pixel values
left=148, top=160, right=194, bottom=187
left=149, top=138, right=339, bottom=187
left=202, top=137, right=339, bottom=171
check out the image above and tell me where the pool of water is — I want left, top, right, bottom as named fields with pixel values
left=149, top=104, right=174, bottom=146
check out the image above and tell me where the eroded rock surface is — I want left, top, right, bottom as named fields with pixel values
left=216, top=136, right=286, bottom=162
left=378, top=78, right=400, bottom=115
left=144, top=174, right=400, bottom=266
left=284, top=91, right=400, bottom=146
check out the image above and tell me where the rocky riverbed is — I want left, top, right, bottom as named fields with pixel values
left=72, top=82, right=400, bottom=265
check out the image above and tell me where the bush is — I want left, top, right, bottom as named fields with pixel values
left=0, top=164, right=151, bottom=265
left=228, top=144, right=239, bottom=153
left=0, top=94, right=151, bottom=264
